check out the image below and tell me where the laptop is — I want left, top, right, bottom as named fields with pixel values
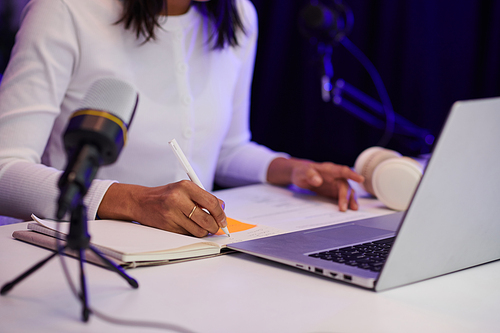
left=228, top=97, right=500, bottom=291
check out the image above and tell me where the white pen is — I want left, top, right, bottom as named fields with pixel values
left=169, top=139, right=230, bottom=237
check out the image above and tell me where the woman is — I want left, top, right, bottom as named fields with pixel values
left=0, top=0, right=363, bottom=236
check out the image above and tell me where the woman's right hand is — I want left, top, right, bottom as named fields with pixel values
left=97, top=180, right=227, bottom=237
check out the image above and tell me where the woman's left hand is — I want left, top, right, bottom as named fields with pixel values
left=267, top=157, right=365, bottom=211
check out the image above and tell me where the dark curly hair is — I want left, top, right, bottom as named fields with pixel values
left=116, top=0, right=246, bottom=49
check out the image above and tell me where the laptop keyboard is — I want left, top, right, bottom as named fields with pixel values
left=308, top=237, right=395, bottom=272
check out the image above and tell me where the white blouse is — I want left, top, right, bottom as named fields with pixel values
left=0, top=0, right=285, bottom=222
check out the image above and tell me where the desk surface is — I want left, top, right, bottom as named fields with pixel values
left=1, top=221, right=500, bottom=333
left=1, top=183, right=500, bottom=333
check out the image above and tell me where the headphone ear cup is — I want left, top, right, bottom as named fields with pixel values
left=354, top=147, right=401, bottom=196
left=372, top=158, right=423, bottom=211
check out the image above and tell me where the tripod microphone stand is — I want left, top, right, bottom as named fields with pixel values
left=0, top=196, right=139, bottom=322
left=1, top=77, right=140, bottom=322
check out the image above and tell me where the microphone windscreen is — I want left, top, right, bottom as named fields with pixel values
left=301, top=4, right=334, bottom=29
left=80, top=77, right=138, bottom=127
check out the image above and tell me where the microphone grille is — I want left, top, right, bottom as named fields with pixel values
left=80, top=77, right=138, bottom=126
left=301, top=5, right=325, bottom=28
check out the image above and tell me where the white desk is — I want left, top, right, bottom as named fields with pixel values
left=1, top=187, right=500, bottom=333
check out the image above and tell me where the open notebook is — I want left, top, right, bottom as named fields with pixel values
left=13, top=214, right=283, bottom=268
left=12, top=184, right=393, bottom=268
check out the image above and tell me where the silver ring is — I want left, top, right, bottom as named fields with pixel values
left=188, top=205, right=197, bottom=219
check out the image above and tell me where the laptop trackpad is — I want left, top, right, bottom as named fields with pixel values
left=230, top=223, right=396, bottom=257
left=302, top=224, right=395, bottom=251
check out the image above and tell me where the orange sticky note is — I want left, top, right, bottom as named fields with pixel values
left=215, top=217, right=256, bottom=235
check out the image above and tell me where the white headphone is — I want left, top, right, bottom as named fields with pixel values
left=354, top=147, right=423, bottom=211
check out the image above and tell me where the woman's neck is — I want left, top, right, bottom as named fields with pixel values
left=160, top=0, right=191, bottom=16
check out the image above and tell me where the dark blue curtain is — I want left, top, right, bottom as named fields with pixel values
left=249, top=0, right=500, bottom=165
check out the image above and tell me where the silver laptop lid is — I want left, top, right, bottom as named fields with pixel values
left=376, top=97, right=500, bottom=291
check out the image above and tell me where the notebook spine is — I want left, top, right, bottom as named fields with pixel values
left=26, top=223, right=124, bottom=261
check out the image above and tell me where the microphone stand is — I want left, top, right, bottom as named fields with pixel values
left=332, top=78, right=435, bottom=148
left=1, top=77, right=140, bottom=322
left=298, top=1, right=433, bottom=152
left=1, top=197, right=139, bottom=322
left=318, top=42, right=334, bottom=102
left=315, top=37, right=434, bottom=151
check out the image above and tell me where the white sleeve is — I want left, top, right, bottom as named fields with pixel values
left=0, top=0, right=114, bottom=221
left=215, top=0, right=289, bottom=187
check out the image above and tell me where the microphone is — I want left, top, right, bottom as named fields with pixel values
left=57, top=78, right=139, bottom=219
left=299, top=1, right=354, bottom=101
left=298, top=1, right=353, bottom=44
left=301, top=3, right=336, bottom=31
